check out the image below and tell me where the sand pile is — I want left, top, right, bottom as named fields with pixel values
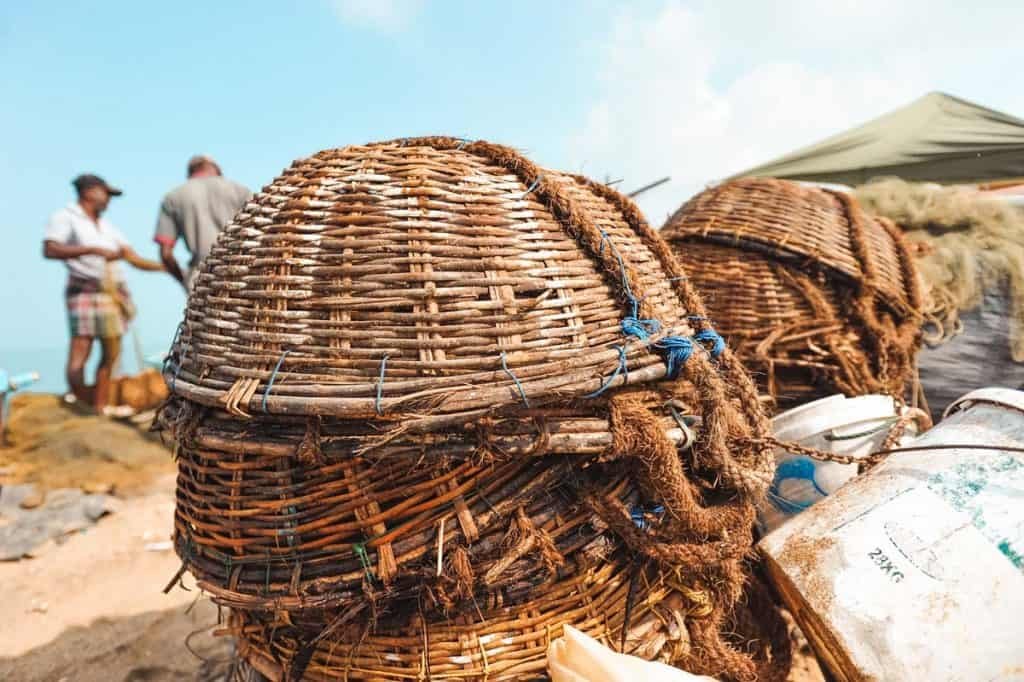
left=0, top=393, right=173, bottom=495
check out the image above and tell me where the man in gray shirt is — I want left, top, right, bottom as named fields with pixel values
left=154, top=155, right=250, bottom=290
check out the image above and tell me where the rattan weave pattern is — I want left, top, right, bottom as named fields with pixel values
left=170, top=140, right=690, bottom=420
left=666, top=178, right=914, bottom=313
left=229, top=557, right=708, bottom=681
left=166, top=401, right=660, bottom=613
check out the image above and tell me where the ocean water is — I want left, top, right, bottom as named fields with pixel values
left=2, top=346, right=67, bottom=394
left=2, top=335, right=173, bottom=396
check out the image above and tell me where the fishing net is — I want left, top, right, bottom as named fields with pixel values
left=855, top=177, right=1024, bottom=360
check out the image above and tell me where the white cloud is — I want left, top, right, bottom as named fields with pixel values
left=570, top=1, right=1023, bottom=225
left=329, top=0, right=424, bottom=32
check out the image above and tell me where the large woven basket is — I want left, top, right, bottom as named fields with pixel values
left=162, top=138, right=782, bottom=681
left=662, top=178, right=924, bottom=409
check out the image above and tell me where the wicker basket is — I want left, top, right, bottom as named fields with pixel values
left=163, top=138, right=782, bottom=681
left=662, top=178, right=924, bottom=410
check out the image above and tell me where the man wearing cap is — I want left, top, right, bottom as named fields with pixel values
left=154, top=155, right=251, bottom=290
left=43, top=174, right=162, bottom=412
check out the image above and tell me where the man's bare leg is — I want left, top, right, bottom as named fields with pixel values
left=94, top=335, right=122, bottom=411
left=66, top=336, right=94, bottom=405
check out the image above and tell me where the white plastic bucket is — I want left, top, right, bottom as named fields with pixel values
left=760, top=394, right=914, bottom=534
left=759, top=387, right=1024, bottom=682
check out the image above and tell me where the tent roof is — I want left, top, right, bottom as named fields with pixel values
left=736, top=92, right=1024, bottom=186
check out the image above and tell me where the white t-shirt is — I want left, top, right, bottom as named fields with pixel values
left=44, top=203, right=129, bottom=282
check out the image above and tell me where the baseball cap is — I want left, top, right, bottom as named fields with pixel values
left=72, top=174, right=123, bottom=196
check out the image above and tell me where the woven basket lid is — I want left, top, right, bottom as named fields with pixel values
left=661, top=177, right=918, bottom=314
left=662, top=177, right=924, bottom=407
left=167, top=137, right=705, bottom=419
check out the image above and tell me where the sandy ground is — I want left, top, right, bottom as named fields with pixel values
left=0, top=475, right=232, bottom=681
left=0, top=395, right=828, bottom=681
left=0, top=394, right=172, bottom=496
left=0, top=395, right=231, bottom=681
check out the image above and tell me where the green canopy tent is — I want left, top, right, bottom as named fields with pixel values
left=736, top=92, right=1024, bottom=186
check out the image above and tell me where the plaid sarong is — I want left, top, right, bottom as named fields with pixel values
left=66, top=277, right=128, bottom=338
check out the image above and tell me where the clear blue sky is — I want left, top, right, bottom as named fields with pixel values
left=2, top=1, right=1019, bottom=391
left=0, top=1, right=607, bottom=388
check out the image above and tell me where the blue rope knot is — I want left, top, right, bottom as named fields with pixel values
left=693, top=329, right=726, bottom=358
left=500, top=351, right=530, bottom=408
left=262, top=349, right=292, bottom=414
left=590, top=229, right=726, bottom=391
left=654, top=336, right=694, bottom=379
left=620, top=316, right=661, bottom=341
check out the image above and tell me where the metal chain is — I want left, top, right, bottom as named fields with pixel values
left=747, top=408, right=930, bottom=473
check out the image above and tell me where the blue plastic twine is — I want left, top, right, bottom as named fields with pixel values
left=500, top=351, right=530, bottom=408
left=630, top=504, right=666, bottom=530
left=521, top=175, right=543, bottom=199
left=585, top=345, right=629, bottom=398
left=375, top=354, right=389, bottom=416
left=163, top=323, right=186, bottom=392
left=693, top=329, right=726, bottom=358
left=168, top=322, right=184, bottom=353
left=169, top=361, right=185, bottom=394
left=598, top=229, right=640, bottom=316
left=261, top=350, right=291, bottom=414
left=590, top=229, right=728, bottom=390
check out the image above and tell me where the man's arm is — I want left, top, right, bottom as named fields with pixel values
left=154, top=199, right=186, bottom=286
left=157, top=241, right=186, bottom=285
left=43, top=240, right=119, bottom=261
left=43, top=210, right=120, bottom=261
left=122, top=245, right=165, bottom=272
